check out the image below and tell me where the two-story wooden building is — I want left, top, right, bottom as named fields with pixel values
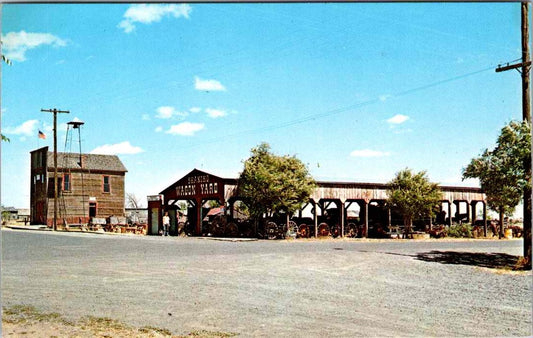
left=30, top=146, right=128, bottom=226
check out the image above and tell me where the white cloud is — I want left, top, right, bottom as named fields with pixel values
left=166, top=122, right=204, bottom=136
left=350, top=149, right=391, bottom=158
left=194, top=76, right=226, bottom=91
left=155, top=106, right=188, bottom=119
left=118, top=4, right=192, bottom=33
left=118, top=20, right=136, bottom=34
left=205, top=108, right=227, bottom=118
left=142, top=114, right=151, bottom=121
left=1, top=31, right=67, bottom=62
left=387, top=114, right=410, bottom=125
left=189, top=107, right=202, bottom=113
left=155, top=126, right=163, bottom=132
left=379, top=94, right=392, bottom=102
left=3, top=119, right=38, bottom=136
left=90, top=141, right=144, bottom=155
left=156, top=106, right=175, bottom=119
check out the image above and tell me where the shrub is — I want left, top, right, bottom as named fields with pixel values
left=447, top=223, right=474, bottom=238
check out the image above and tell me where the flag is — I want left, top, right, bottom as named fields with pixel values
left=38, top=130, right=46, bottom=139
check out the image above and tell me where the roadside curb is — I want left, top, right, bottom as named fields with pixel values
left=3, top=225, right=51, bottom=231
left=198, top=237, right=259, bottom=242
left=2, top=225, right=131, bottom=236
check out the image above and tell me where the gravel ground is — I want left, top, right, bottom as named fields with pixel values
left=1, top=229, right=531, bottom=337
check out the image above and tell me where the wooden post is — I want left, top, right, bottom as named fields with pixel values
left=521, top=2, right=532, bottom=266
left=286, top=213, right=290, bottom=237
left=448, top=202, right=452, bottom=227
left=495, top=3, right=531, bottom=264
left=471, top=201, right=477, bottom=226
left=483, top=202, right=488, bottom=237
left=521, top=2, right=530, bottom=123
left=313, top=202, right=318, bottom=238
left=340, top=200, right=345, bottom=238
left=364, top=201, right=369, bottom=238
left=196, top=197, right=202, bottom=236
left=41, top=108, right=69, bottom=231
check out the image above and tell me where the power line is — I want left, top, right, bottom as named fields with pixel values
left=178, top=65, right=496, bottom=150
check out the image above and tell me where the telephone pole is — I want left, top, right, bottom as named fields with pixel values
left=41, top=108, right=70, bottom=231
left=495, top=2, right=531, bottom=265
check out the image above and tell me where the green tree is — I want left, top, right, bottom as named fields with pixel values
left=177, top=202, right=188, bottom=214
left=238, top=143, right=316, bottom=221
left=2, top=54, right=11, bottom=65
left=2, top=46, right=11, bottom=142
left=387, top=168, right=442, bottom=236
left=463, top=121, right=531, bottom=267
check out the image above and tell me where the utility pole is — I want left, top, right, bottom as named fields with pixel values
left=41, top=108, right=70, bottom=231
left=495, top=2, right=531, bottom=265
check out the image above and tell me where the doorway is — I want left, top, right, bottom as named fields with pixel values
left=89, top=202, right=97, bottom=217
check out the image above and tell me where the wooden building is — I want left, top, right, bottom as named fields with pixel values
left=148, top=168, right=487, bottom=237
left=30, top=146, right=127, bottom=226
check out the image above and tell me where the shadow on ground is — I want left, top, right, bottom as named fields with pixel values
left=415, top=251, right=520, bottom=270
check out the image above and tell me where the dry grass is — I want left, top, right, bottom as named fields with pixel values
left=2, top=305, right=237, bottom=337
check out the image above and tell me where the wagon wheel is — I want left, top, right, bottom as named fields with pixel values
left=331, top=224, right=340, bottom=238
left=266, top=221, right=278, bottom=240
left=288, top=220, right=297, bottom=230
left=211, top=215, right=227, bottom=237
left=346, top=223, right=357, bottom=238
left=225, top=222, right=239, bottom=237
left=318, top=223, right=330, bottom=237
left=298, top=224, right=309, bottom=238
left=287, top=221, right=298, bottom=237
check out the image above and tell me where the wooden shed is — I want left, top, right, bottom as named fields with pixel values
left=149, top=168, right=487, bottom=238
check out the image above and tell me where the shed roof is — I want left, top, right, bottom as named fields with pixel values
left=47, top=152, right=128, bottom=172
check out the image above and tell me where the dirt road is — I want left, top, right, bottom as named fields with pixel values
left=2, top=229, right=531, bottom=337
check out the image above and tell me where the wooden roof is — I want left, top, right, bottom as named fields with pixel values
left=161, top=169, right=484, bottom=203
left=47, top=151, right=128, bottom=173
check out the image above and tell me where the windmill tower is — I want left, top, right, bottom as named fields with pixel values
left=59, top=119, right=86, bottom=228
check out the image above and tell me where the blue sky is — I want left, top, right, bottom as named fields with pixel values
left=1, top=3, right=525, bottom=210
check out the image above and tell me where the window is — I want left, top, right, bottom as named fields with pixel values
left=103, top=176, right=110, bottom=193
left=63, top=173, right=71, bottom=191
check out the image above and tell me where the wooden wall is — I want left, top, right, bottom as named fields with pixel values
left=46, top=170, right=125, bottom=225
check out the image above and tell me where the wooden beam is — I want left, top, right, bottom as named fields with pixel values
left=495, top=61, right=531, bottom=72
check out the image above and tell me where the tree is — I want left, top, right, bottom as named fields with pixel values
left=1, top=48, right=10, bottom=143
left=177, top=202, right=188, bottom=214
left=2, top=54, right=11, bottom=65
left=463, top=121, right=531, bottom=267
left=125, top=192, right=143, bottom=209
left=387, top=168, right=443, bottom=236
left=238, top=143, right=316, bottom=221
